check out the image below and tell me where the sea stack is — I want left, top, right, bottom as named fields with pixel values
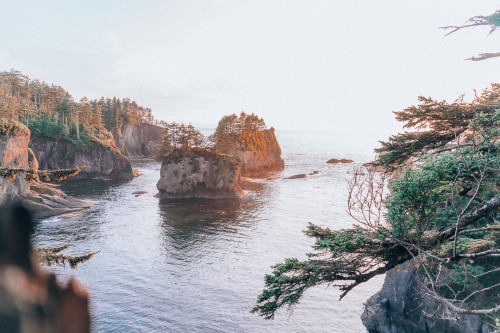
left=213, top=113, right=285, bottom=177
left=156, top=148, right=242, bottom=199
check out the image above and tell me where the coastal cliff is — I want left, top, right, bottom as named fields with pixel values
left=157, top=148, right=242, bottom=199
left=0, top=121, right=91, bottom=218
left=217, top=129, right=284, bottom=177
left=30, top=135, right=134, bottom=180
left=361, top=262, right=487, bottom=333
left=115, top=123, right=164, bottom=158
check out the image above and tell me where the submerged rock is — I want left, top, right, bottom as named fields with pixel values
left=327, top=158, right=354, bottom=164
left=361, top=260, right=486, bottom=333
left=285, top=174, right=307, bottom=179
left=157, top=149, right=242, bottom=199
left=30, top=135, right=133, bottom=180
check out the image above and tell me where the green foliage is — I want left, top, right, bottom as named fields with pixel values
left=212, top=112, right=267, bottom=152
left=253, top=86, right=500, bottom=320
left=159, top=122, right=205, bottom=153
left=451, top=263, right=485, bottom=285
left=29, top=117, right=70, bottom=139
left=376, top=86, right=500, bottom=166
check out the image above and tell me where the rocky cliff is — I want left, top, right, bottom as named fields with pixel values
left=361, top=261, right=487, bottom=333
left=157, top=148, right=242, bottom=199
left=0, top=121, right=91, bottom=218
left=30, top=135, right=134, bottom=180
left=115, top=123, right=164, bottom=158
left=219, top=129, right=284, bottom=177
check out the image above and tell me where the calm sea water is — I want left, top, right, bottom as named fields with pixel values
left=33, top=130, right=385, bottom=333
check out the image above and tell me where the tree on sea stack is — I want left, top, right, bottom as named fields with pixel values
left=157, top=122, right=205, bottom=158
left=211, top=112, right=267, bottom=152
left=252, top=85, right=499, bottom=325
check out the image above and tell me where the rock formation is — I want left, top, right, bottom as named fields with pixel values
left=114, top=123, right=164, bottom=158
left=0, top=121, right=91, bottom=218
left=218, top=129, right=284, bottom=177
left=285, top=173, right=307, bottom=179
left=30, top=135, right=133, bottom=180
left=361, top=261, right=487, bottom=333
left=327, top=158, right=354, bottom=164
left=157, top=149, right=242, bottom=199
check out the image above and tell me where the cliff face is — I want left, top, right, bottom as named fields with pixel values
left=115, top=123, right=164, bottom=158
left=221, top=129, right=284, bottom=177
left=0, top=122, right=31, bottom=169
left=157, top=149, right=242, bottom=199
left=30, top=135, right=133, bottom=180
left=361, top=261, right=486, bottom=333
left=0, top=122, right=91, bottom=218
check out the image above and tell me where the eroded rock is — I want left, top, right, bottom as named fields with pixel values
left=30, top=136, right=133, bottom=180
left=327, top=158, right=354, bottom=164
left=115, top=123, right=164, bottom=158
left=361, top=261, right=486, bottom=333
left=285, top=174, right=307, bottom=179
left=157, top=149, right=242, bottom=199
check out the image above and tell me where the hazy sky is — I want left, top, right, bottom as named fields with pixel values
left=1, top=1, right=499, bottom=141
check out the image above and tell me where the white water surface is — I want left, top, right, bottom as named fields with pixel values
left=34, top=130, right=385, bottom=332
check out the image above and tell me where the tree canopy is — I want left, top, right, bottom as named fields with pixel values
left=211, top=112, right=267, bottom=152
left=252, top=86, right=499, bottom=325
left=0, top=70, right=160, bottom=145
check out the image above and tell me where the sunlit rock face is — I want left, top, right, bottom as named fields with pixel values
left=157, top=149, right=242, bottom=199
left=0, top=122, right=91, bottom=218
left=0, top=122, right=30, bottom=169
left=115, top=123, right=164, bottom=158
left=30, top=135, right=133, bottom=180
left=219, top=129, right=285, bottom=178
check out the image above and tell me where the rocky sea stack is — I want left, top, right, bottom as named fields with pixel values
left=221, top=129, right=285, bottom=177
left=212, top=113, right=285, bottom=178
left=157, top=148, right=242, bottom=199
left=0, top=121, right=91, bottom=218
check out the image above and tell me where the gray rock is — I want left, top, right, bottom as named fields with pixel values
left=157, top=149, right=242, bottom=199
left=285, top=174, right=307, bottom=179
left=115, top=123, right=164, bottom=158
left=361, top=261, right=485, bottom=333
left=30, top=135, right=133, bottom=180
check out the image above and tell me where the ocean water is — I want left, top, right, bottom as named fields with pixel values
left=33, top=130, right=385, bottom=333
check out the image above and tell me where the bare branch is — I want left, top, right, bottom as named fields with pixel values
left=466, top=52, right=500, bottom=61
left=459, top=248, right=500, bottom=259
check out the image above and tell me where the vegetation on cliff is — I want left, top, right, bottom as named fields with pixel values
left=0, top=70, right=160, bottom=146
left=211, top=112, right=267, bottom=153
left=252, top=86, right=499, bottom=328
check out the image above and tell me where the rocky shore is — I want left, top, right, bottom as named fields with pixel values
left=30, top=135, right=134, bottom=180
left=1, top=122, right=91, bottom=218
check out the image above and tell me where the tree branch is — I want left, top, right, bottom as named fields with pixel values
left=466, top=52, right=500, bottom=61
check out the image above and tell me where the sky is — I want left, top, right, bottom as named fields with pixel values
left=1, top=1, right=499, bottom=143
